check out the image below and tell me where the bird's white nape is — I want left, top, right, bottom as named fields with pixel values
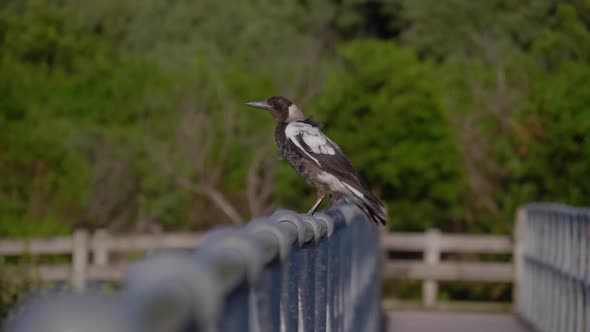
left=286, top=104, right=305, bottom=122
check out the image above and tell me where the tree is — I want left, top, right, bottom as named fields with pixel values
left=511, top=62, right=590, bottom=206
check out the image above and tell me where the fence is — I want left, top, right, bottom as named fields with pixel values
left=516, top=203, right=590, bottom=332
left=1, top=226, right=515, bottom=309
left=0, top=230, right=203, bottom=290
left=382, top=230, right=514, bottom=309
left=4, top=205, right=383, bottom=332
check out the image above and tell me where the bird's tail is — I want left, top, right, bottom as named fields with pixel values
left=342, top=184, right=387, bottom=226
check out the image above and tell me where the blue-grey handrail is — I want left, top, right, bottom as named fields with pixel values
left=517, top=203, right=590, bottom=332
left=5, top=204, right=384, bottom=332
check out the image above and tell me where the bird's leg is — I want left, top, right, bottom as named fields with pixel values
left=308, top=193, right=327, bottom=215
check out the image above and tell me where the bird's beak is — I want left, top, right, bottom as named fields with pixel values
left=246, top=100, right=272, bottom=111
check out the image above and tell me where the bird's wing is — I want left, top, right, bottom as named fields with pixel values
left=284, top=121, right=362, bottom=185
left=284, top=120, right=387, bottom=225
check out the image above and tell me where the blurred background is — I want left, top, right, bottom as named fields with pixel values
left=1, top=0, right=589, bottom=316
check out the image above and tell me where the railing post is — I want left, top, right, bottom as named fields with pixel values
left=513, top=207, right=525, bottom=312
left=72, top=229, right=89, bottom=291
left=423, top=229, right=440, bottom=308
left=93, top=229, right=109, bottom=267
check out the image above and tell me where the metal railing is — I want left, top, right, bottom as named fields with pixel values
left=5, top=205, right=384, bottom=332
left=516, top=203, right=590, bottom=332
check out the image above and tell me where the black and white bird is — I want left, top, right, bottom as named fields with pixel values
left=246, top=96, right=387, bottom=225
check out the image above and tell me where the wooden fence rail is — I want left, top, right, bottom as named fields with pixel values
left=0, top=229, right=515, bottom=308
left=0, top=231, right=203, bottom=290
left=383, top=229, right=514, bottom=308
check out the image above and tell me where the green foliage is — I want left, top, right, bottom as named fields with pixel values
left=531, top=2, right=590, bottom=69
left=1, top=0, right=589, bottom=236
left=0, top=216, right=70, bottom=238
left=513, top=62, right=590, bottom=205
left=0, top=0, right=105, bottom=70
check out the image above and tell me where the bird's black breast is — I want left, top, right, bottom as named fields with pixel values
left=274, top=121, right=289, bottom=154
left=274, top=121, right=315, bottom=183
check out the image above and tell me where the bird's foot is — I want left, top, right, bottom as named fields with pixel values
left=307, top=194, right=327, bottom=215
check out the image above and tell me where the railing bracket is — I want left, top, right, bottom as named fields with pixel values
left=270, top=210, right=307, bottom=246
left=246, top=217, right=292, bottom=260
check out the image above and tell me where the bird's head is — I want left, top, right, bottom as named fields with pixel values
left=246, top=96, right=305, bottom=122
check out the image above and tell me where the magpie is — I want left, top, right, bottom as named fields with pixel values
left=246, top=96, right=387, bottom=225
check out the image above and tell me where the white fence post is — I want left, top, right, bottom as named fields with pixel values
left=93, top=229, right=109, bottom=267
left=513, top=208, right=525, bottom=312
left=72, top=229, right=89, bottom=291
left=423, top=229, right=440, bottom=308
